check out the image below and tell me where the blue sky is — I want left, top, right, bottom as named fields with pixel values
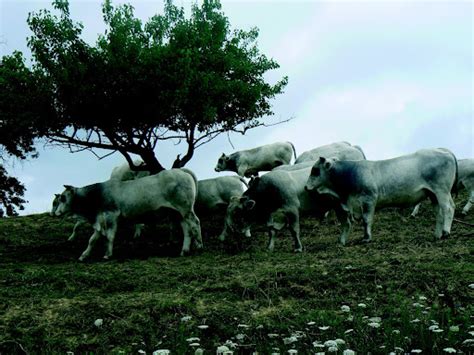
left=1, top=0, right=472, bottom=215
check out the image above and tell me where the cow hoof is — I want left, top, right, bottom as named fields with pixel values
left=362, top=238, right=372, bottom=243
left=440, top=232, right=450, bottom=240
left=103, top=255, right=110, bottom=260
left=180, top=249, right=190, bottom=257
left=78, top=255, right=86, bottom=262
left=294, top=248, right=303, bottom=253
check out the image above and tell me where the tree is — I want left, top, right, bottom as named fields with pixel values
left=0, top=0, right=288, bottom=174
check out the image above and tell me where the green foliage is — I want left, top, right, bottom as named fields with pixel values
left=0, top=0, right=287, bottom=173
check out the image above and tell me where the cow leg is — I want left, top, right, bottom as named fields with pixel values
left=361, top=203, right=375, bottom=242
left=433, top=192, right=455, bottom=239
left=411, top=203, right=421, bottom=218
left=267, top=229, right=277, bottom=251
left=462, top=190, right=474, bottom=215
left=68, top=220, right=83, bottom=241
left=133, top=223, right=144, bottom=239
left=103, top=221, right=118, bottom=260
left=288, top=212, right=303, bottom=253
left=79, top=230, right=101, bottom=261
left=179, top=212, right=202, bottom=256
left=335, top=207, right=352, bottom=245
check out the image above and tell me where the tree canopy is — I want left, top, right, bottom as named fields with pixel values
left=0, top=0, right=288, bottom=175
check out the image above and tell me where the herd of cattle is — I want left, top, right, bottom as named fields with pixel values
left=51, top=141, right=473, bottom=261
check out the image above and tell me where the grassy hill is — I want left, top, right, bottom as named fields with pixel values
left=0, top=193, right=473, bottom=354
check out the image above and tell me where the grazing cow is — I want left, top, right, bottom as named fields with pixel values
left=54, top=169, right=202, bottom=260
left=196, top=176, right=248, bottom=213
left=295, top=141, right=366, bottom=164
left=52, top=160, right=150, bottom=241
left=215, top=142, right=297, bottom=177
left=219, top=165, right=345, bottom=251
left=411, top=158, right=474, bottom=217
left=305, top=149, right=458, bottom=244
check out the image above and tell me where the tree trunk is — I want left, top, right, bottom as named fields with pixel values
left=138, top=149, right=166, bottom=175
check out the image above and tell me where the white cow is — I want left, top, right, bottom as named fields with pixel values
left=196, top=176, right=248, bottom=213
left=305, top=148, right=458, bottom=244
left=54, top=169, right=202, bottom=260
left=215, top=142, right=297, bottom=177
left=411, top=158, right=474, bottom=217
left=295, top=141, right=365, bottom=164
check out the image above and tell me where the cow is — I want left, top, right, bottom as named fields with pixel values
left=52, top=160, right=150, bottom=241
left=218, top=164, right=346, bottom=252
left=214, top=142, right=297, bottom=177
left=411, top=158, right=474, bottom=217
left=305, top=148, right=458, bottom=244
left=295, top=141, right=366, bottom=164
left=53, top=168, right=202, bottom=260
left=196, top=176, right=248, bottom=213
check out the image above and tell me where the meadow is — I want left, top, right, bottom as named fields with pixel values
left=0, top=192, right=473, bottom=354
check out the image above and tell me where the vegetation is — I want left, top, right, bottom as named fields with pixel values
left=0, top=0, right=287, bottom=174
left=0, top=192, right=472, bottom=353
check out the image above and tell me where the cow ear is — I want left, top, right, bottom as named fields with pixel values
left=244, top=199, right=256, bottom=210
left=54, top=193, right=60, bottom=197
left=64, top=185, right=74, bottom=190
left=318, top=156, right=326, bottom=164
left=224, top=155, right=230, bottom=161
left=324, top=160, right=333, bottom=169
left=249, top=176, right=260, bottom=186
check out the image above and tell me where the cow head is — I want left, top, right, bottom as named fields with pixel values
left=219, top=195, right=253, bottom=241
left=305, top=157, right=337, bottom=196
left=54, top=185, right=76, bottom=216
left=215, top=153, right=230, bottom=172
left=50, top=194, right=61, bottom=216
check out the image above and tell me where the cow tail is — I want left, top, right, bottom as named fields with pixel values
left=288, top=141, right=297, bottom=161
left=451, top=151, right=459, bottom=197
left=354, top=145, right=367, bottom=160
left=180, top=168, right=199, bottom=196
left=238, top=176, right=249, bottom=188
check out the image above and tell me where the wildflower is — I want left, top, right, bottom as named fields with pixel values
left=412, top=303, right=423, bottom=308
left=189, top=343, right=200, bottom=347
left=380, top=345, right=386, bottom=349
left=287, top=350, right=298, bottom=354
left=438, top=293, right=445, bottom=297
left=368, top=316, right=381, bottom=323
left=186, top=337, right=200, bottom=342
left=358, top=303, right=367, bottom=308
left=343, top=350, right=355, bottom=355
left=428, top=325, right=439, bottom=331
left=394, top=347, right=404, bottom=352
left=449, top=326, right=459, bottom=332
left=138, top=351, right=146, bottom=355
left=463, top=339, right=474, bottom=345
left=153, top=351, right=171, bottom=355
left=283, top=336, right=298, bottom=345
left=307, top=321, right=316, bottom=326
left=181, top=316, right=192, bottom=322
left=197, top=325, right=209, bottom=330
left=411, top=318, right=421, bottom=323
left=216, top=346, right=230, bottom=354
left=256, top=325, right=264, bottom=329
left=344, top=329, right=354, bottom=334
left=312, top=341, right=324, bottom=348
left=469, top=331, right=474, bottom=336
left=94, top=319, right=103, bottom=327
left=237, top=324, right=249, bottom=329
left=318, top=326, right=330, bottom=330
left=376, top=285, right=383, bottom=289
left=368, top=322, right=380, bottom=328
left=411, top=350, right=422, bottom=353
left=267, top=333, right=279, bottom=338
left=419, top=296, right=427, bottom=301
left=341, top=305, right=351, bottom=312
left=443, top=348, right=456, bottom=353
left=468, top=283, right=474, bottom=289
left=235, top=334, right=245, bottom=341
left=194, top=349, right=204, bottom=355
left=328, top=346, right=338, bottom=352
left=315, top=353, right=325, bottom=355
left=392, top=329, right=400, bottom=334
left=224, top=340, right=238, bottom=349
left=335, top=338, right=345, bottom=345
left=324, top=340, right=338, bottom=348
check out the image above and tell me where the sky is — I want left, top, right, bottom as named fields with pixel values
left=0, top=0, right=472, bottom=215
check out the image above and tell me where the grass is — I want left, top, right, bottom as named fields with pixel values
left=0, top=192, right=473, bottom=354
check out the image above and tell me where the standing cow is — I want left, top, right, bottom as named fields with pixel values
left=411, top=158, right=474, bottom=217
left=215, top=142, right=297, bottom=177
left=305, top=148, right=458, bottom=244
left=295, top=141, right=366, bottom=164
left=54, top=169, right=202, bottom=260
left=219, top=163, right=345, bottom=252
left=196, top=176, right=248, bottom=213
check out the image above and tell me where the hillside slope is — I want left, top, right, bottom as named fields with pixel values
left=0, top=193, right=473, bottom=354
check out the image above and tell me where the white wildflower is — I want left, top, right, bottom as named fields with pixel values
left=428, top=325, right=439, bottom=331
left=283, top=336, right=298, bottom=345
left=433, top=328, right=444, bottom=333
left=449, top=326, right=459, bottom=332
left=443, top=348, right=456, bottom=353
left=419, top=296, right=427, bottom=301
left=380, top=345, right=386, bottom=349
left=267, top=333, right=279, bottom=338
left=468, top=283, right=474, bottom=289
left=216, top=346, right=230, bottom=354
left=197, top=325, right=209, bottom=330
left=463, top=339, right=474, bottom=345
left=324, top=340, right=338, bottom=348
left=358, top=303, right=367, bottom=308
left=237, top=324, right=249, bottom=329
left=186, top=337, right=200, bottom=342
left=94, top=319, right=103, bottom=327
left=256, top=325, right=264, bottom=329
left=438, top=293, right=445, bottom=297
left=312, top=341, right=324, bottom=348
left=411, top=350, right=422, bottom=353
left=368, top=322, right=380, bottom=328
left=412, top=302, right=423, bottom=308
left=395, top=347, right=404, bottom=352
left=235, top=334, right=245, bottom=341
left=224, top=340, right=238, bottom=349
left=318, top=326, right=330, bottom=330
left=287, top=350, right=298, bottom=354
left=194, top=349, right=204, bottom=355
left=392, top=329, right=400, bottom=334
left=344, top=329, right=354, bottom=334
left=153, top=351, right=170, bottom=355
left=411, top=318, right=421, bottom=323
left=469, top=331, right=474, bottom=336
left=181, top=316, right=192, bottom=322
left=189, top=343, right=200, bottom=347
left=328, top=346, right=338, bottom=352
left=315, top=353, right=325, bottom=355
left=343, top=350, right=355, bottom=355
left=368, top=316, right=381, bottom=323
left=346, top=315, right=354, bottom=321
left=341, top=305, right=351, bottom=312
left=335, top=338, right=345, bottom=345
left=307, top=321, right=316, bottom=326
left=376, top=285, right=383, bottom=289
left=366, top=297, right=372, bottom=301
left=138, top=351, right=146, bottom=355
